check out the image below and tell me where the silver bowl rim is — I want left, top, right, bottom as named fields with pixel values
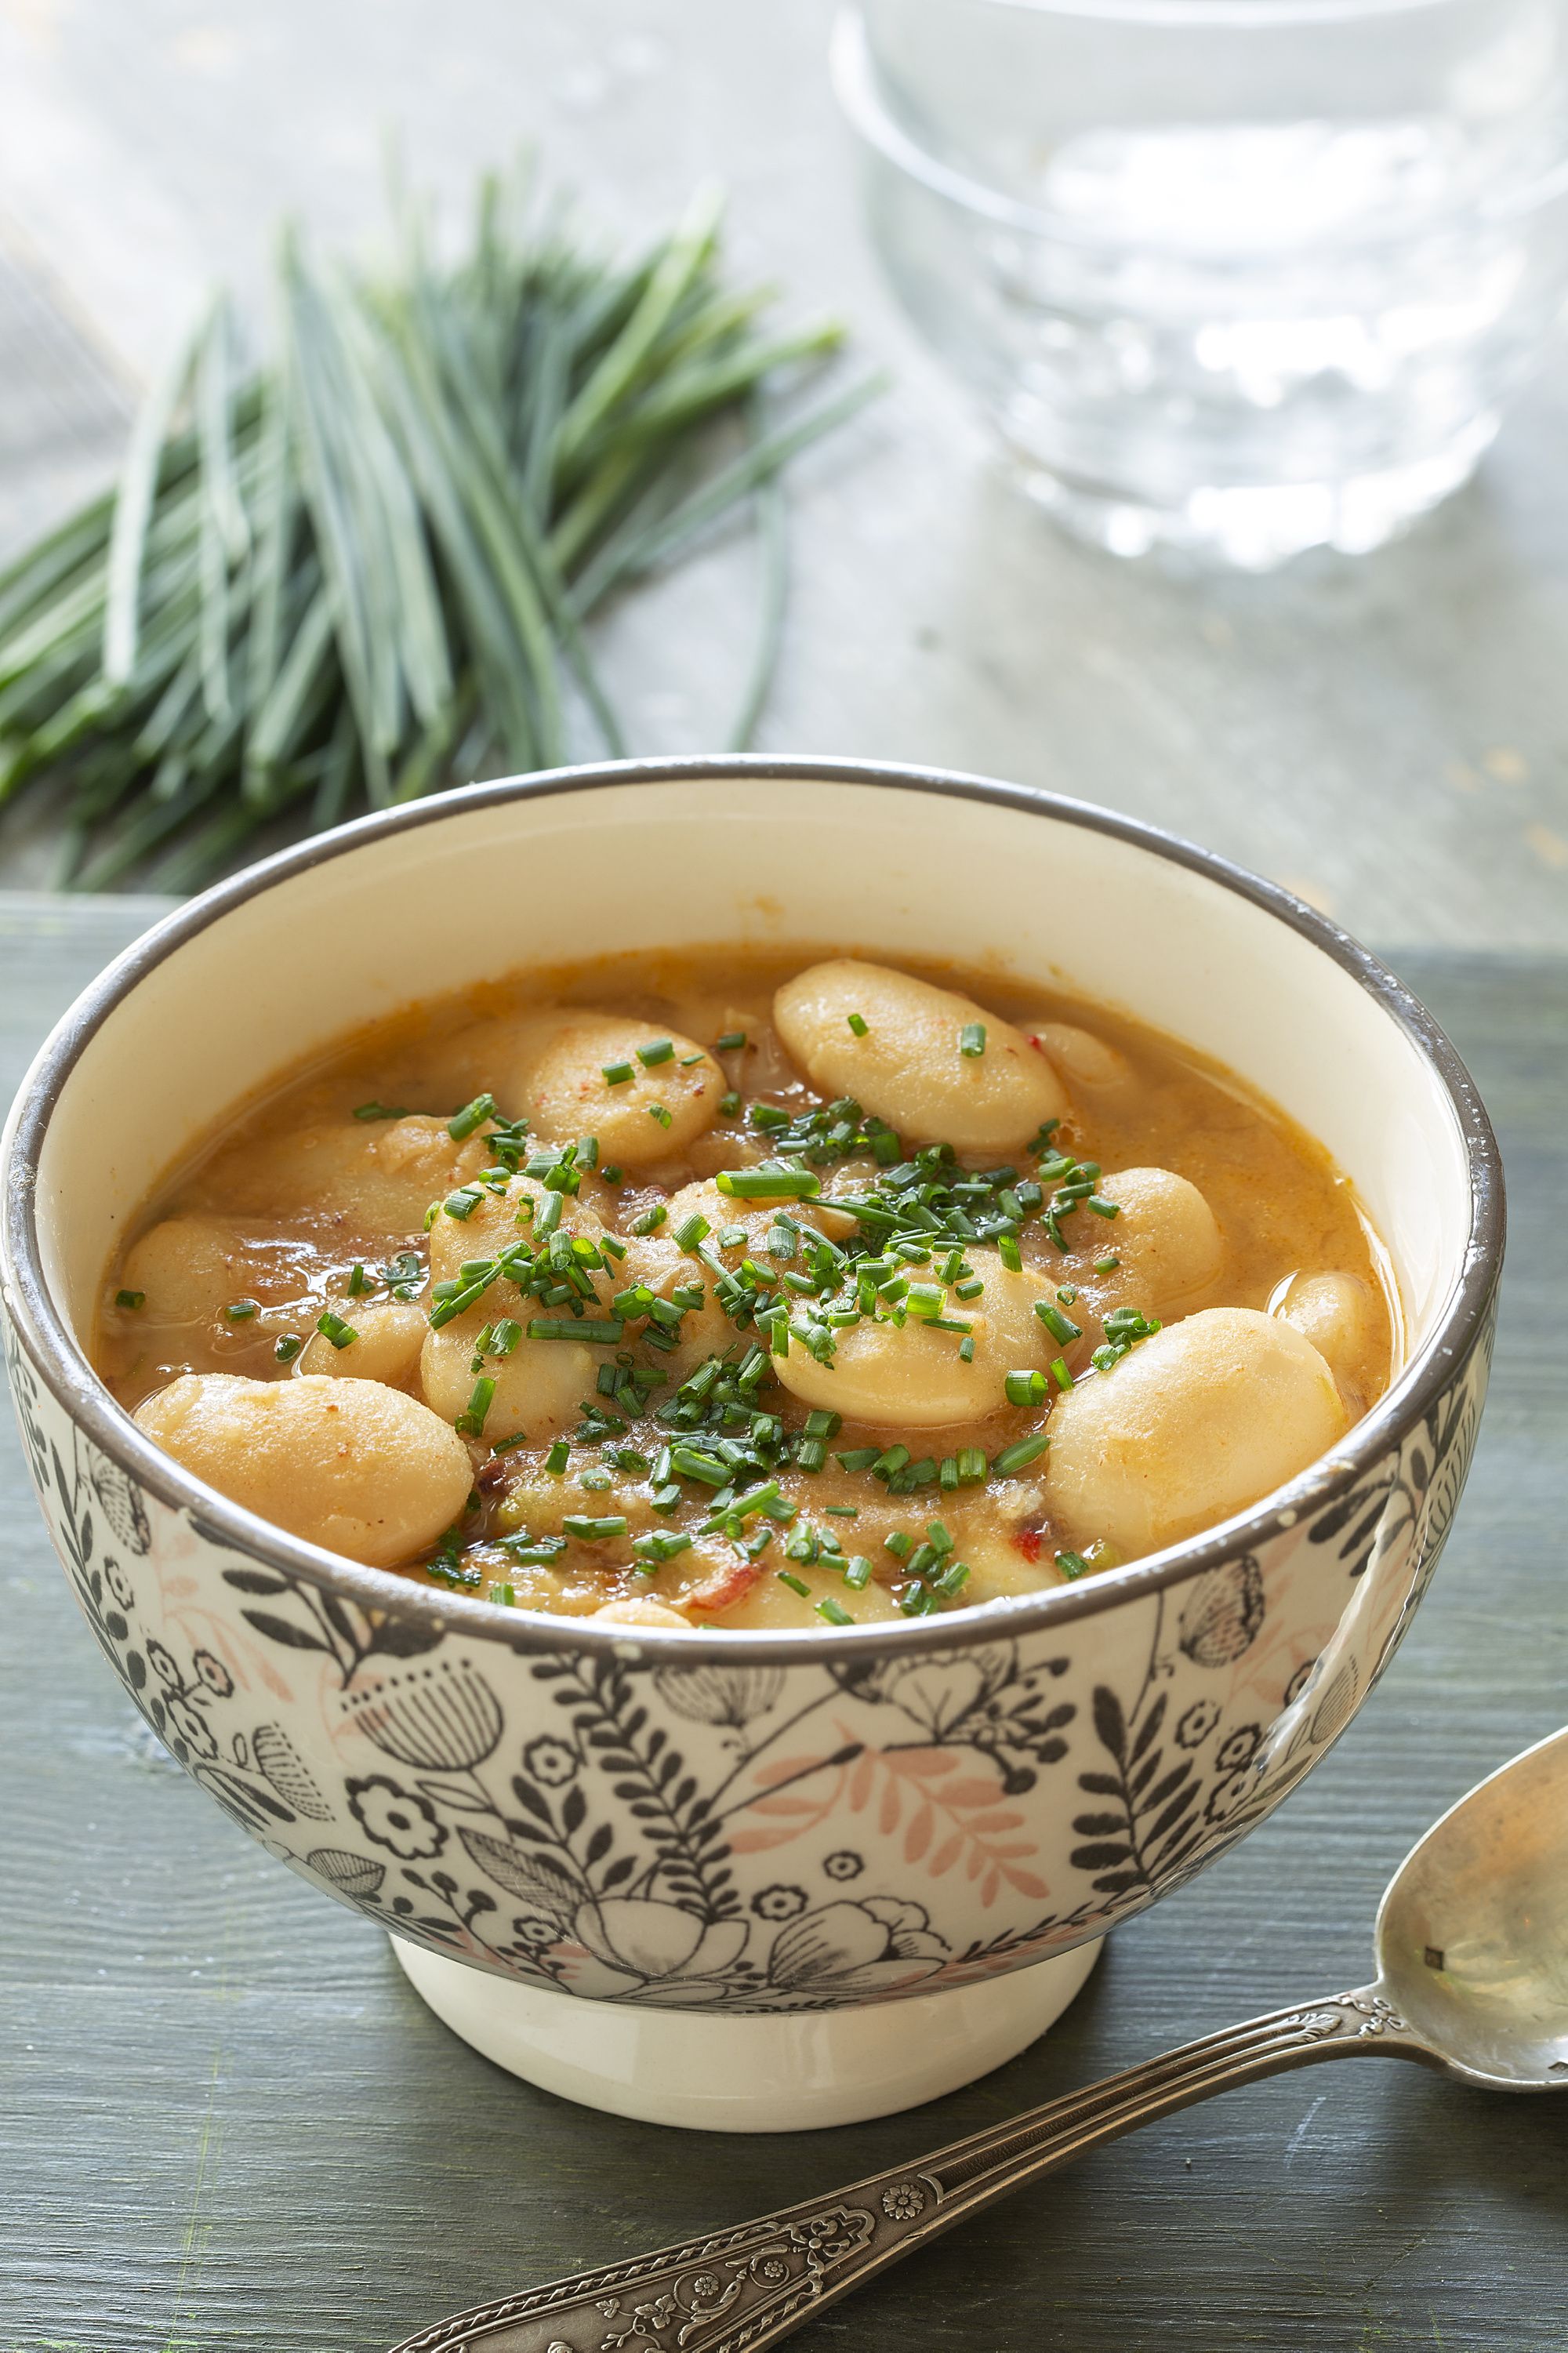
left=1, top=753, right=1505, bottom=1662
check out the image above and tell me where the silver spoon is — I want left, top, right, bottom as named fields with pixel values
left=389, top=1727, right=1567, bottom=2353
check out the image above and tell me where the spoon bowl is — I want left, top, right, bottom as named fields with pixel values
left=1375, top=1725, right=1568, bottom=2091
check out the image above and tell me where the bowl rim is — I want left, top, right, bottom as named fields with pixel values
left=1, top=753, right=1504, bottom=1661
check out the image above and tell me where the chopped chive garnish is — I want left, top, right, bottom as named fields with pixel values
left=884, top=1530, right=913, bottom=1560
left=715, top=1029, right=746, bottom=1052
left=955, top=1276, right=985, bottom=1301
left=602, top=1164, right=624, bottom=1184
left=935, top=1561, right=971, bottom=1597
left=1049, top=1356, right=1074, bottom=1389
left=673, top=1211, right=711, bottom=1251
left=1057, top=1284, right=1079, bottom=1304
left=816, top=1596, right=854, bottom=1626
left=927, top=1520, right=954, bottom=1552
left=447, top=1092, right=495, bottom=1140
left=353, top=1101, right=408, bottom=1120
left=115, top=1288, right=145, bottom=1309
left=1056, top=1549, right=1091, bottom=1581
left=939, top=1455, right=958, bottom=1492
left=958, top=1022, right=986, bottom=1058
left=956, top=1446, right=987, bottom=1484
left=680, top=1051, right=706, bottom=1066
left=1094, top=1254, right=1121, bottom=1273
left=1035, top=1301, right=1082, bottom=1345
left=630, top=1204, right=668, bottom=1235
left=1088, top=1196, right=1121, bottom=1218
left=1004, top=1368, right=1048, bottom=1407
left=715, top=1168, right=822, bottom=1200
left=648, top=1102, right=673, bottom=1129
left=901, top=1585, right=942, bottom=1616
left=456, top=1376, right=495, bottom=1437
left=637, top=1038, right=675, bottom=1068
left=545, top=1439, right=569, bottom=1474
left=274, top=1334, right=303, bottom=1364
left=718, top=1090, right=742, bottom=1117
left=223, top=1298, right=260, bottom=1322
left=847, top=1011, right=869, bottom=1037
left=602, top=1061, right=634, bottom=1086
left=997, top=1233, right=1022, bottom=1272
left=346, top=1262, right=372, bottom=1297
left=959, top=1334, right=975, bottom=1362
left=444, top=1186, right=484, bottom=1219
left=835, top=1447, right=880, bottom=1472
left=844, top=1555, right=873, bottom=1589
left=825, top=1503, right=859, bottom=1517
left=316, top=1310, right=358, bottom=1349
left=563, top=1515, right=628, bottom=1541
left=994, top=1432, right=1050, bottom=1476
left=490, top=1583, right=517, bottom=1607
left=527, top=1318, right=625, bottom=1343
left=489, top=1430, right=529, bottom=1454
left=776, top=1570, right=811, bottom=1598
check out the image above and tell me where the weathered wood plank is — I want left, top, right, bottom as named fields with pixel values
left=2, top=900, right=1565, bottom=2352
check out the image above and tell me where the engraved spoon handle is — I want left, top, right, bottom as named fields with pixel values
left=388, top=1987, right=1433, bottom=2353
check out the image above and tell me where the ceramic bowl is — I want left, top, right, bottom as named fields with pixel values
left=0, top=761, right=1503, bottom=2130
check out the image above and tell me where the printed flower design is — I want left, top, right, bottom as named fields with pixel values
left=163, top=1690, right=218, bottom=1760
left=89, top=1454, right=151, bottom=1555
left=521, top=1736, right=579, bottom=1788
left=347, top=1774, right=447, bottom=1859
left=305, top=1846, right=387, bottom=1901
left=1178, top=1557, right=1265, bottom=1666
left=752, top=1884, right=808, bottom=1922
left=881, top=2182, right=927, bottom=2222
left=1205, top=1770, right=1253, bottom=1827
left=1175, top=1699, right=1219, bottom=1749
left=145, top=1639, right=182, bottom=1689
left=510, top=1914, right=561, bottom=1952
left=653, top=1663, right=785, bottom=1728
left=823, top=1850, right=863, bottom=1882
left=347, top=1658, right=503, bottom=1772
left=1216, top=1723, right=1261, bottom=1773
left=192, top=1648, right=234, bottom=1697
left=839, top=1645, right=1018, bottom=1739
left=546, top=1897, right=749, bottom=2004
left=768, top=1899, right=947, bottom=1995
left=104, top=1558, right=136, bottom=1611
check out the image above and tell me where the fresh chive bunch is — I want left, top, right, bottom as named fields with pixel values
left=0, top=170, right=876, bottom=891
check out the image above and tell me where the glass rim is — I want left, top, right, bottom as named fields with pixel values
left=885, top=0, right=1526, bottom=25
left=832, top=4, right=1568, bottom=247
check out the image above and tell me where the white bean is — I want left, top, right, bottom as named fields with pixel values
left=133, top=1373, right=470, bottom=1567
left=772, top=960, right=1065, bottom=1154
left=510, top=1012, right=722, bottom=1168
left=1094, top=1167, right=1224, bottom=1313
left=420, top=1314, right=596, bottom=1441
left=1025, top=1020, right=1134, bottom=1094
left=422, top=1175, right=613, bottom=1440
left=771, top=1247, right=1051, bottom=1428
left=193, top=1116, right=490, bottom=1232
left=1273, top=1270, right=1378, bottom=1385
left=298, top=1299, right=427, bottom=1385
left=120, top=1215, right=274, bottom=1325
left=1045, top=1306, right=1345, bottom=1560
left=592, top=1596, right=691, bottom=1629
left=425, top=1174, right=603, bottom=1287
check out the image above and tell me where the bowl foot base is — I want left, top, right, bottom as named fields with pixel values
left=390, top=1934, right=1102, bottom=2131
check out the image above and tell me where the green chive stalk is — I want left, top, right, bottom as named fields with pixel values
left=0, top=166, right=878, bottom=890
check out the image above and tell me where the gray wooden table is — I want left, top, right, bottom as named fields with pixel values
left=2, top=894, right=1565, bottom=2353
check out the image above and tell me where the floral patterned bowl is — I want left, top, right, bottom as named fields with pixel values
left=0, top=760, right=1503, bottom=2130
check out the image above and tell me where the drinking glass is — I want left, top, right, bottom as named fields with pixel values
left=833, top=0, right=1568, bottom=565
